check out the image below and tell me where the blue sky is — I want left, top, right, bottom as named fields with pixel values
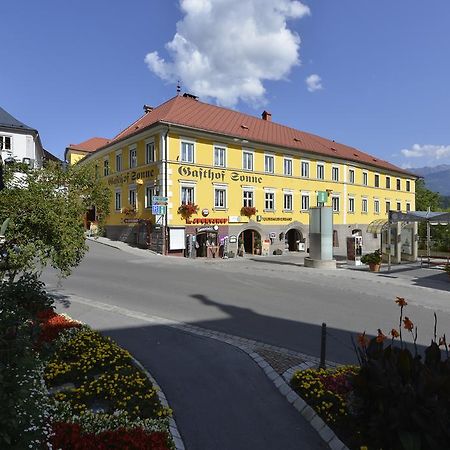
left=2, top=0, right=450, bottom=168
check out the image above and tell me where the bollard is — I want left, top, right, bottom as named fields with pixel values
left=320, top=322, right=327, bottom=369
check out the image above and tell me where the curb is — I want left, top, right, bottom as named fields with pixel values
left=132, top=357, right=186, bottom=450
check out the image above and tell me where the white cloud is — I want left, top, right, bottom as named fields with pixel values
left=401, top=144, right=450, bottom=160
left=305, top=73, right=322, bottom=92
left=145, top=0, right=310, bottom=107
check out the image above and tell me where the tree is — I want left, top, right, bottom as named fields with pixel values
left=415, top=179, right=441, bottom=212
left=0, top=161, right=110, bottom=280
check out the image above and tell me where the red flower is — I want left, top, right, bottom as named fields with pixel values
left=395, top=297, right=408, bottom=307
left=376, top=329, right=387, bottom=343
left=403, top=317, right=414, bottom=332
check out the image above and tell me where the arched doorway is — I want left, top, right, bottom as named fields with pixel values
left=285, top=228, right=303, bottom=251
left=239, top=229, right=261, bottom=255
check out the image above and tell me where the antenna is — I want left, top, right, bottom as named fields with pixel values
left=176, top=80, right=181, bottom=95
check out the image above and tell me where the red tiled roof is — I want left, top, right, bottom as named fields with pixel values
left=67, top=137, right=110, bottom=153
left=98, top=95, right=415, bottom=177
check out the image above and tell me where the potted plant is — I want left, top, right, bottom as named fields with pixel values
left=361, top=249, right=382, bottom=272
left=240, top=206, right=256, bottom=218
left=254, top=235, right=261, bottom=255
left=177, top=202, right=199, bottom=220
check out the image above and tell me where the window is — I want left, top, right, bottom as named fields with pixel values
left=317, top=163, right=324, bottom=180
left=181, top=141, right=194, bottom=163
left=386, top=201, right=391, bottom=214
left=129, top=147, right=137, bottom=168
left=348, top=197, right=355, bottom=213
left=406, top=180, right=410, bottom=192
left=406, top=202, right=411, bottom=212
left=145, top=141, right=155, bottom=164
left=214, top=146, right=226, bottom=167
left=284, top=193, right=292, bottom=211
left=301, top=193, right=310, bottom=211
left=374, top=174, right=380, bottom=188
left=374, top=199, right=380, bottom=214
left=103, top=159, right=109, bottom=176
left=332, top=196, right=340, bottom=212
left=284, top=158, right=292, bottom=176
left=332, top=166, right=339, bottom=182
left=349, top=169, right=355, bottom=184
left=181, top=186, right=194, bottom=204
left=264, top=154, right=274, bottom=173
left=264, top=191, right=275, bottom=211
left=0, top=135, right=12, bottom=151
left=362, top=198, right=368, bottom=213
left=115, top=190, right=121, bottom=211
left=115, top=152, right=122, bottom=172
left=396, top=178, right=401, bottom=190
left=214, top=187, right=227, bottom=209
left=363, top=171, right=368, bottom=186
left=145, top=185, right=158, bottom=209
left=243, top=150, right=254, bottom=171
left=397, top=202, right=401, bottom=211
left=301, top=161, right=309, bottom=178
left=386, top=176, right=391, bottom=189
left=243, top=190, right=254, bottom=207
left=129, top=188, right=137, bottom=209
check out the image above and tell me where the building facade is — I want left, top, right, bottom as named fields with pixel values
left=77, top=94, right=417, bottom=259
left=65, top=137, right=110, bottom=165
left=0, top=106, right=48, bottom=168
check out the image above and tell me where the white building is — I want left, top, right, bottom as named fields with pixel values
left=0, top=106, right=53, bottom=168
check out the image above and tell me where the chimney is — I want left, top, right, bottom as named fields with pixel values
left=143, top=105, right=153, bottom=114
left=262, top=110, right=272, bottom=121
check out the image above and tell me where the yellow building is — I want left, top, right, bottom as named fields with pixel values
left=65, top=137, right=110, bottom=166
left=76, top=94, right=417, bottom=259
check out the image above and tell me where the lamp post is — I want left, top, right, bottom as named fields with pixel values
left=0, top=141, right=4, bottom=191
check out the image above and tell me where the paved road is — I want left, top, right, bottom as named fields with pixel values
left=43, top=240, right=450, bottom=364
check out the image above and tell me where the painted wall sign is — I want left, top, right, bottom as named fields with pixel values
left=108, top=168, right=155, bottom=186
left=196, top=226, right=217, bottom=233
left=178, top=166, right=262, bottom=184
left=186, top=218, right=228, bottom=225
left=261, top=217, right=292, bottom=222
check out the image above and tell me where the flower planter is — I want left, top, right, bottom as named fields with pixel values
left=369, top=263, right=381, bottom=272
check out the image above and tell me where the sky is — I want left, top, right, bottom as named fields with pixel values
left=1, top=0, right=450, bottom=169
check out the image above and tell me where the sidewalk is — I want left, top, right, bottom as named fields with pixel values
left=56, top=297, right=328, bottom=450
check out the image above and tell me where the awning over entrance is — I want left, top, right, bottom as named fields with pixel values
left=389, top=210, right=450, bottom=223
left=366, top=219, right=389, bottom=234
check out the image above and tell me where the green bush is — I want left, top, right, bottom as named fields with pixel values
left=360, top=249, right=382, bottom=265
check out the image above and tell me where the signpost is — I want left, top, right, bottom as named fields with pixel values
left=317, top=191, right=328, bottom=206
left=152, top=196, right=168, bottom=216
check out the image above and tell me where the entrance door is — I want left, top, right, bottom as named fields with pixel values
left=286, top=229, right=302, bottom=251
left=241, top=229, right=261, bottom=255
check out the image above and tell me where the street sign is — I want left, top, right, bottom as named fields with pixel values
left=152, top=196, right=168, bottom=206
left=317, top=191, right=328, bottom=204
left=152, top=205, right=166, bottom=215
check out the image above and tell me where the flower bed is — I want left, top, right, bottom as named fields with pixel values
left=44, top=321, right=174, bottom=449
left=291, top=297, right=450, bottom=450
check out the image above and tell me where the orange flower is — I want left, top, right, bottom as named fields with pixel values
left=403, top=317, right=414, bottom=331
left=395, top=297, right=408, bottom=307
left=376, top=329, right=387, bottom=343
left=357, top=332, right=369, bottom=347
left=390, top=329, right=400, bottom=338
left=439, top=336, right=447, bottom=347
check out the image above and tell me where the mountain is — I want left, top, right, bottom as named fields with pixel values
left=409, top=164, right=450, bottom=196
